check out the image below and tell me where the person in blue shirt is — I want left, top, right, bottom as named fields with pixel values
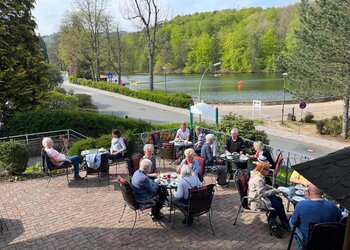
left=131, top=159, right=166, bottom=220
left=289, top=183, right=341, bottom=249
left=176, top=148, right=199, bottom=177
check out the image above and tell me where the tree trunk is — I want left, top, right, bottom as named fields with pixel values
left=149, top=52, right=154, bottom=91
left=341, top=96, right=349, bottom=139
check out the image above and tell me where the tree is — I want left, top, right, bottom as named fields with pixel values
left=287, top=0, right=350, bottom=138
left=0, top=0, right=49, bottom=117
left=47, top=64, right=63, bottom=89
left=123, top=0, right=164, bottom=91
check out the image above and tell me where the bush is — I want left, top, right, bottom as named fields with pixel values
left=70, top=77, right=193, bottom=109
left=316, top=116, right=342, bottom=136
left=0, top=140, right=28, bottom=175
left=7, top=109, right=154, bottom=137
left=303, top=112, right=314, bottom=123
left=75, top=94, right=97, bottom=109
left=46, top=91, right=78, bottom=109
left=69, top=131, right=136, bottom=157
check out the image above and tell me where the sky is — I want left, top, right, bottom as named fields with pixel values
left=33, top=0, right=299, bottom=36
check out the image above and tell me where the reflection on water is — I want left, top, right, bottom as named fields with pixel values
left=122, top=73, right=294, bottom=103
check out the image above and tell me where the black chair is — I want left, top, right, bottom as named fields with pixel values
left=193, top=155, right=205, bottom=182
left=159, top=142, right=177, bottom=167
left=233, top=173, right=282, bottom=238
left=84, top=152, right=110, bottom=193
left=172, top=184, right=215, bottom=243
left=125, top=153, right=142, bottom=182
left=116, top=175, right=155, bottom=235
left=41, top=148, right=72, bottom=188
left=287, top=222, right=346, bottom=250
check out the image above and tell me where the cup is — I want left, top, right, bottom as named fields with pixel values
left=167, top=174, right=171, bottom=183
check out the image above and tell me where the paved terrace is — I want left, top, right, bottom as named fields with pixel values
left=0, top=163, right=295, bottom=250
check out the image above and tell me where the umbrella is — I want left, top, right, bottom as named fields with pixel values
left=190, top=102, right=216, bottom=119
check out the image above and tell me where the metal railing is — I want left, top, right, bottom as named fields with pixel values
left=0, top=129, right=87, bottom=144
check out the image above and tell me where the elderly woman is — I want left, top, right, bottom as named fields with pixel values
left=176, top=148, right=199, bottom=177
left=173, top=164, right=202, bottom=225
left=248, top=141, right=274, bottom=166
left=175, top=122, right=190, bottom=141
left=194, top=127, right=205, bottom=154
left=109, top=129, right=127, bottom=160
left=248, top=162, right=289, bottom=228
left=201, top=134, right=228, bottom=187
left=141, top=144, right=158, bottom=178
left=42, top=137, right=83, bottom=180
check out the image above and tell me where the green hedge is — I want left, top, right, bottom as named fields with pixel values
left=7, top=109, right=154, bottom=137
left=69, top=75, right=193, bottom=109
left=0, top=140, right=28, bottom=175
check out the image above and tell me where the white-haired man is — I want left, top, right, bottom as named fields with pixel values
left=131, top=159, right=166, bottom=220
left=224, top=128, right=245, bottom=154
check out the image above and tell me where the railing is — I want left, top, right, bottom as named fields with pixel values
left=137, top=126, right=310, bottom=186
left=0, top=129, right=87, bottom=144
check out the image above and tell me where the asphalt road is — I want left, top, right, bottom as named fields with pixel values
left=62, top=79, right=341, bottom=158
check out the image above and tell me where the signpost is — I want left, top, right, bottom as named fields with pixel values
left=252, top=100, right=262, bottom=121
left=298, top=102, right=307, bottom=134
left=107, top=72, right=113, bottom=82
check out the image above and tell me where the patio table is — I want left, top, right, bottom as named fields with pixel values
left=158, top=172, right=179, bottom=221
left=219, top=153, right=249, bottom=180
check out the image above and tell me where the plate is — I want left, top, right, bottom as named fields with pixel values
left=220, top=154, right=226, bottom=158
left=240, top=156, right=248, bottom=161
left=292, top=196, right=305, bottom=202
left=278, top=187, right=290, bottom=193
left=227, top=156, right=233, bottom=160
left=295, top=184, right=304, bottom=190
left=295, top=190, right=305, bottom=196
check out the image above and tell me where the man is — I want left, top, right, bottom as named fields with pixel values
left=289, top=184, right=341, bottom=249
left=225, top=128, right=245, bottom=154
left=131, top=159, right=166, bottom=220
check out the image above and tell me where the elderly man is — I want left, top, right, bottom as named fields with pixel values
left=289, top=183, right=341, bottom=249
left=131, top=159, right=166, bottom=220
left=224, top=128, right=245, bottom=154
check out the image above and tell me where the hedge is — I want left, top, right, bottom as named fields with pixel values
left=7, top=109, right=154, bottom=137
left=69, top=75, right=193, bottom=109
left=0, top=140, right=28, bottom=175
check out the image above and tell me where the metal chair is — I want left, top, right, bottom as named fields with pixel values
left=193, top=155, right=205, bottom=182
left=172, top=184, right=215, bottom=243
left=159, top=142, right=177, bottom=167
left=233, top=173, right=282, bottom=238
left=267, top=152, right=283, bottom=186
left=84, top=152, right=110, bottom=193
left=41, top=148, right=71, bottom=188
left=116, top=175, right=155, bottom=235
left=125, top=153, right=143, bottom=182
left=110, top=137, right=129, bottom=175
left=287, top=222, right=346, bottom=250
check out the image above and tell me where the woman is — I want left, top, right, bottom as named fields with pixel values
left=141, top=144, right=158, bottom=178
left=176, top=148, right=199, bottom=177
left=193, top=127, right=205, bottom=154
left=248, top=141, right=274, bottom=166
left=175, top=122, right=190, bottom=141
left=109, top=129, right=127, bottom=160
left=173, top=165, right=202, bottom=224
left=248, top=162, right=289, bottom=228
left=42, top=137, right=83, bottom=180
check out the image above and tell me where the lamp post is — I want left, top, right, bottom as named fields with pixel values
left=198, top=62, right=221, bottom=103
left=163, top=66, right=167, bottom=95
left=281, top=72, right=288, bottom=124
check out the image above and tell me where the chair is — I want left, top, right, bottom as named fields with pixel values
left=151, top=132, right=161, bottom=155
left=267, top=152, right=283, bottom=186
left=41, top=148, right=72, bottom=188
left=110, top=137, right=129, bottom=175
left=159, top=142, right=177, bottom=167
left=193, top=155, right=205, bottom=182
left=116, top=175, right=155, bottom=235
left=85, top=152, right=110, bottom=192
left=126, top=153, right=143, bottom=182
left=233, top=173, right=282, bottom=238
left=287, top=222, right=346, bottom=250
left=172, top=184, right=215, bottom=243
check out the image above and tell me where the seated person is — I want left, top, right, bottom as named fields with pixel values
left=290, top=170, right=310, bottom=187
left=247, top=141, right=274, bottom=166
left=248, top=162, right=289, bottom=228
left=109, top=129, right=127, bottom=160
left=176, top=148, right=199, bottom=177
left=225, top=128, right=246, bottom=171
left=131, top=159, right=166, bottom=220
left=289, top=183, right=341, bottom=249
left=193, top=127, right=205, bottom=155
left=173, top=165, right=202, bottom=225
left=201, top=134, right=228, bottom=187
left=42, top=137, right=83, bottom=180
left=175, top=122, right=190, bottom=141
left=141, top=144, right=158, bottom=178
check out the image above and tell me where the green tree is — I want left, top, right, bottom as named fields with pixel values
left=287, top=0, right=350, bottom=138
left=47, top=64, right=63, bottom=89
left=0, top=0, right=49, bottom=116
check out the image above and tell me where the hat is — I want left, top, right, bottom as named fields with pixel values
left=258, top=155, right=268, bottom=162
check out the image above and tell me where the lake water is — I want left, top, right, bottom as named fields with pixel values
left=122, top=73, right=294, bottom=103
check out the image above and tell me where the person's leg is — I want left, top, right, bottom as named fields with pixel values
left=68, top=155, right=81, bottom=175
left=109, top=153, right=124, bottom=160
left=268, top=195, right=288, bottom=224
left=152, top=189, right=166, bottom=217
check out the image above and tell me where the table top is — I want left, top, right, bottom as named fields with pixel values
left=81, top=148, right=109, bottom=157
left=278, top=186, right=306, bottom=203
left=157, top=172, right=179, bottom=189
left=219, top=153, right=249, bottom=163
left=169, top=140, right=192, bottom=147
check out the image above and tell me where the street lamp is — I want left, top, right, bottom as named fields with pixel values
left=198, top=62, right=221, bottom=103
left=281, top=72, right=288, bottom=124
left=163, top=66, right=167, bottom=95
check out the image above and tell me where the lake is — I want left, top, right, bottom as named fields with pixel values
left=122, top=73, right=294, bottom=103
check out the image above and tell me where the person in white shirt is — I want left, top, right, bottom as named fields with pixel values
left=175, top=122, right=190, bottom=141
left=110, top=129, right=127, bottom=160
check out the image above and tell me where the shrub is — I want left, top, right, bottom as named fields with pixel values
left=303, top=112, right=314, bottom=123
left=0, top=140, right=28, bottom=175
left=46, top=91, right=78, bottom=109
left=70, top=77, right=193, bottom=108
left=315, top=120, right=325, bottom=134
left=323, top=116, right=342, bottom=136
left=75, top=94, right=97, bottom=109
left=7, top=109, right=154, bottom=137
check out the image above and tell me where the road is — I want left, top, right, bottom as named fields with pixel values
left=62, top=79, right=344, bottom=158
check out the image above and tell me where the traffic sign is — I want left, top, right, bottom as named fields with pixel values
left=299, top=102, right=307, bottom=109
left=107, top=72, right=113, bottom=79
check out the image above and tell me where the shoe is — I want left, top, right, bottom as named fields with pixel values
left=74, top=175, right=85, bottom=180
left=151, top=214, right=164, bottom=220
